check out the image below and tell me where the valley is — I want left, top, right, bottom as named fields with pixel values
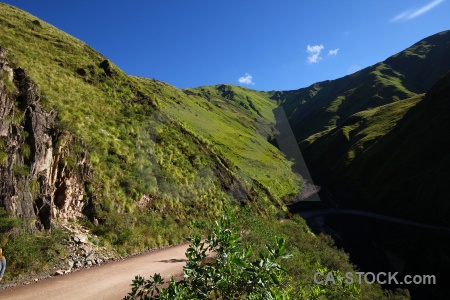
left=1, top=2, right=450, bottom=299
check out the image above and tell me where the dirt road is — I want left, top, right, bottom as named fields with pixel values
left=0, top=243, right=189, bottom=300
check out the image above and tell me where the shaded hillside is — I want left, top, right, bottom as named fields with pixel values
left=273, top=30, right=450, bottom=142
left=302, top=72, right=450, bottom=224
left=299, top=73, right=450, bottom=300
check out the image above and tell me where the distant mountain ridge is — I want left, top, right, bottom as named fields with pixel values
left=277, top=30, right=450, bottom=224
left=263, top=31, right=450, bottom=300
left=272, top=30, right=450, bottom=143
left=171, top=30, right=450, bottom=224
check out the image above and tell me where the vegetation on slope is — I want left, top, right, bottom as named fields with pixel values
left=301, top=95, right=422, bottom=180
left=302, top=71, right=450, bottom=224
left=261, top=29, right=450, bottom=225
left=0, top=4, right=299, bottom=217
left=0, top=208, right=72, bottom=280
left=271, top=30, right=450, bottom=143
left=265, top=31, right=450, bottom=299
left=164, top=83, right=301, bottom=200
left=0, top=1, right=299, bottom=276
left=0, top=3, right=443, bottom=298
left=298, top=73, right=450, bottom=299
left=125, top=211, right=410, bottom=299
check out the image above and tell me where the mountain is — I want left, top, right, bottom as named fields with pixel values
left=153, top=83, right=301, bottom=200
left=0, top=3, right=300, bottom=249
left=273, top=30, right=450, bottom=143
left=2, top=7, right=395, bottom=299
left=294, top=71, right=450, bottom=300
left=268, top=31, right=450, bottom=300
left=266, top=30, right=450, bottom=223
left=301, top=72, right=450, bottom=224
left=1, top=3, right=449, bottom=298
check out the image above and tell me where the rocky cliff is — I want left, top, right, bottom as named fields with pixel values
left=0, top=46, right=93, bottom=231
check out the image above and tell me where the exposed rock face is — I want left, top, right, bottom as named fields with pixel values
left=0, top=46, right=93, bottom=230
left=99, top=59, right=113, bottom=77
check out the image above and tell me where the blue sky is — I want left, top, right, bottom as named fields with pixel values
left=2, top=0, right=450, bottom=91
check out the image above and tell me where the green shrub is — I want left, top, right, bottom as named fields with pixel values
left=21, top=143, right=32, bottom=159
left=234, top=209, right=409, bottom=300
left=123, top=212, right=290, bottom=299
left=0, top=71, right=16, bottom=94
left=13, top=164, right=30, bottom=176
left=0, top=208, right=22, bottom=234
left=3, top=227, right=68, bottom=279
left=0, top=151, right=8, bottom=166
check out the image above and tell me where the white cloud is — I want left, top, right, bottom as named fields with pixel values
left=328, top=48, right=339, bottom=56
left=390, top=0, right=444, bottom=22
left=306, top=44, right=324, bottom=63
left=238, top=73, right=254, bottom=85
left=390, top=11, right=411, bottom=22
left=408, top=0, right=444, bottom=18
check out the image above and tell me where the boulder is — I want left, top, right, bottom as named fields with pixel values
left=74, top=233, right=88, bottom=244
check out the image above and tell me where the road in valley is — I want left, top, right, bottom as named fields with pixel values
left=0, top=243, right=189, bottom=300
left=299, top=209, right=450, bottom=232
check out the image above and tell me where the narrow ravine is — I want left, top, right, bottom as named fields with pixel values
left=299, top=209, right=450, bottom=232
left=291, top=194, right=450, bottom=300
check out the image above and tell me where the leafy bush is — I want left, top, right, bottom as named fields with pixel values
left=0, top=208, right=22, bottom=245
left=3, top=227, right=69, bottom=279
left=13, top=164, right=30, bottom=176
left=234, top=209, right=409, bottom=300
left=123, top=212, right=290, bottom=299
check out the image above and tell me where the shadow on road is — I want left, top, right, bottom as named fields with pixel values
left=156, top=259, right=187, bottom=263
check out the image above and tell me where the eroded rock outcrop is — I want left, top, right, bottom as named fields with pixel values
left=0, top=46, right=93, bottom=231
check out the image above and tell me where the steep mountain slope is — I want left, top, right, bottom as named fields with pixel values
left=0, top=2, right=300, bottom=253
left=162, top=84, right=300, bottom=198
left=302, top=72, right=450, bottom=224
left=257, top=29, right=450, bottom=224
left=273, top=30, right=450, bottom=143
left=2, top=8, right=394, bottom=299
left=297, top=73, right=450, bottom=300
left=0, top=3, right=446, bottom=297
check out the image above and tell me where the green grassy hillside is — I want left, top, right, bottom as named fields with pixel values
left=3, top=3, right=449, bottom=298
left=286, top=29, right=450, bottom=222
left=263, top=29, right=450, bottom=224
left=0, top=3, right=300, bottom=254
left=301, top=94, right=422, bottom=176
left=161, top=83, right=300, bottom=199
left=0, top=6, right=405, bottom=299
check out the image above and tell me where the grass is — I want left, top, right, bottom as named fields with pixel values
left=234, top=209, right=410, bottom=299
left=0, top=3, right=299, bottom=258
left=0, top=4, right=440, bottom=297
left=161, top=82, right=302, bottom=199
left=2, top=228, right=69, bottom=280
left=299, top=74, right=450, bottom=299
left=272, top=30, right=450, bottom=144
left=303, top=95, right=422, bottom=169
left=301, top=70, right=450, bottom=226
